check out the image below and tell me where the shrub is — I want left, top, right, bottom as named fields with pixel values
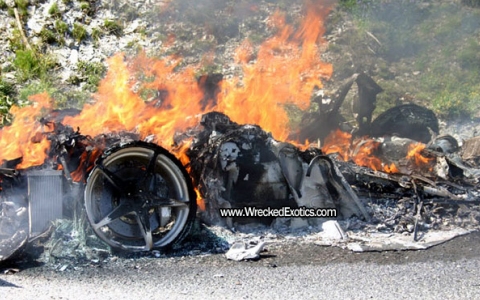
left=55, top=20, right=69, bottom=36
left=13, top=49, right=41, bottom=81
left=77, top=60, right=107, bottom=91
left=103, top=19, right=123, bottom=37
left=0, top=79, right=16, bottom=124
left=338, top=0, right=358, bottom=11
left=39, top=27, right=58, bottom=44
left=79, top=1, right=90, bottom=12
left=13, top=49, right=56, bottom=82
left=13, top=0, right=29, bottom=20
left=48, top=2, right=61, bottom=18
left=72, top=23, right=87, bottom=43
left=18, top=81, right=57, bottom=104
left=91, top=27, right=103, bottom=42
left=8, top=29, right=26, bottom=51
left=0, top=79, right=15, bottom=99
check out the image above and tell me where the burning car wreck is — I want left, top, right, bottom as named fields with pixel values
left=1, top=0, right=480, bottom=264
left=0, top=119, right=197, bottom=261
left=1, top=71, right=480, bottom=263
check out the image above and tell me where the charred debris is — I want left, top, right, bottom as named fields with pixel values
left=2, top=73, right=480, bottom=263
left=180, top=73, right=480, bottom=245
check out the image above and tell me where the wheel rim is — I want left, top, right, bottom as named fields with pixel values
left=84, top=145, right=192, bottom=252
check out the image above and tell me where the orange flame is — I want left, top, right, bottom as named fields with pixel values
left=0, top=92, right=52, bottom=169
left=407, top=142, right=433, bottom=167
left=2, top=1, right=334, bottom=167
left=216, top=4, right=333, bottom=141
left=195, top=188, right=206, bottom=211
left=322, top=129, right=396, bottom=172
left=70, top=148, right=103, bottom=182
left=0, top=1, right=335, bottom=211
left=322, top=129, right=434, bottom=174
left=322, top=129, right=352, bottom=161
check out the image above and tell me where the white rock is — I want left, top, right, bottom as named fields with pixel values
left=225, top=241, right=265, bottom=261
left=27, top=18, right=44, bottom=35
left=69, top=49, right=79, bottom=65
left=124, top=19, right=141, bottom=34
left=60, top=69, right=73, bottom=82
left=5, top=0, right=15, bottom=8
left=320, top=220, right=348, bottom=240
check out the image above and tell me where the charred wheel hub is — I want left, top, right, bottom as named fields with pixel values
left=84, top=142, right=196, bottom=252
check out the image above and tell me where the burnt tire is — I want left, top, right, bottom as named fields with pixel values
left=84, top=141, right=196, bottom=252
left=370, top=104, right=439, bottom=143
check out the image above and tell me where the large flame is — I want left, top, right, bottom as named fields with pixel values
left=0, top=0, right=335, bottom=213
left=216, top=3, right=333, bottom=141
left=60, top=1, right=333, bottom=145
left=0, top=0, right=435, bottom=181
left=1, top=1, right=334, bottom=170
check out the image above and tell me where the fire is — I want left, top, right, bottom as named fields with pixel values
left=0, top=92, right=52, bottom=168
left=2, top=0, right=334, bottom=167
left=0, top=1, right=336, bottom=211
left=351, top=138, right=384, bottom=171
left=194, top=188, right=206, bottom=211
left=407, top=142, right=433, bottom=166
left=322, top=129, right=352, bottom=161
left=217, top=2, right=333, bottom=141
left=322, top=129, right=395, bottom=172
left=70, top=148, right=103, bottom=182
left=322, top=129, right=432, bottom=173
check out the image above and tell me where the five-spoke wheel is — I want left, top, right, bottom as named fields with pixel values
left=84, top=142, right=196, bottom=252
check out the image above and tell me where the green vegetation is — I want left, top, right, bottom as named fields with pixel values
left=78, top=0, right=97, bottom=16
left=79, top=1, right=90, bottom=12
left=13, top=49, right=57, bottom=82
left=48, top=2, right=61, bottom=18
left=0, top=0, right=7, bottom=10
left=51, top=89, right=90, bottom=109
left=333, top=1, right=480, bottom=120
left=196, top=64, right=222, bottom=79
left=17, top=81, right=56, bottom=103
left=14, top=0, right=29, bottom=12
left=76, top=60, right=107, bottom=92
left=8, top=29, right=26, bottom=52
left=462, top=0, right=480, bottom=8
left=39, top=27, right=58, bottom=44
left=55, top=20, right=69, bottom=36
left=7, top=0, right=29, bottom=21
left=103, top=19, right=123, bottom=37
left=0, top=79, right=15, bottom=125
left=458, top=39, right=480, bottom=71
left=338, top=0, right=359, bottom=11
left=91, top=27, right=103, bottom=43
left=72, top=23, right=88, bottom=43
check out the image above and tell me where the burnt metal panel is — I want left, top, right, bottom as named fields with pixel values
left=27, top=170, right=63, bottom=236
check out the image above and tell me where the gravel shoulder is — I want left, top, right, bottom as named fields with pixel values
left=1, top=231, right=479, bottom=299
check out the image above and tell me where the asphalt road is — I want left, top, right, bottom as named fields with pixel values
left=1, top=231, right=480, bottom=300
